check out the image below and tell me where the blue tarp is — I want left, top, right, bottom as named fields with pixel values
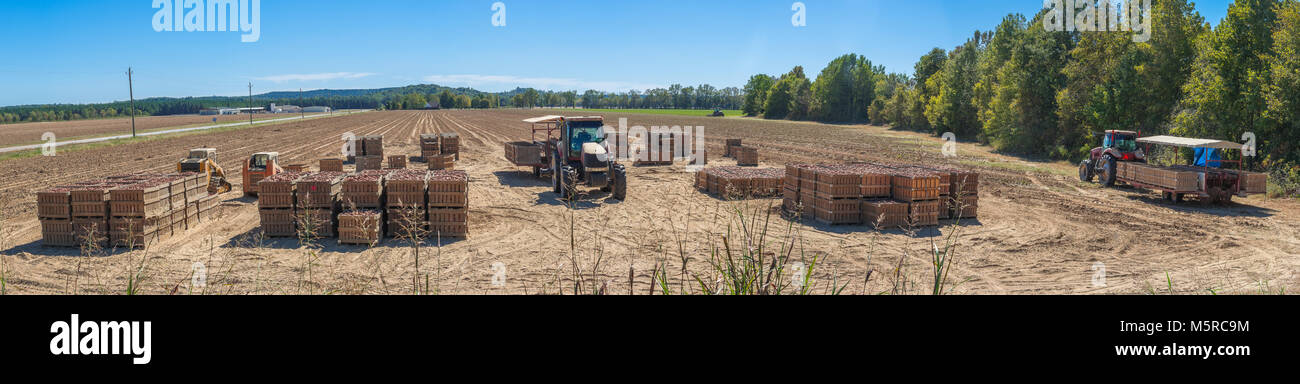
left=1194, top=148, right=1221, bottom=167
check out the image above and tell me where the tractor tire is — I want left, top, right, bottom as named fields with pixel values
left=1207, top=187, right=1231, bottom=205
left=612, top=165, right=627, bottom=201
left=562, top=166, right=579, bottom=199
left=1101, top=155, right=1117, bottom=187
left=1078, top=160, right=1094, bottom=182
left=533, top=166, right=541, bottom=178
left=551, top=154, right=562, bottom=194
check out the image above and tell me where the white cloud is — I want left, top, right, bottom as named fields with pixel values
left=422, top=74, right=662, bottom=92
left=254, top=72, right=377, bottom=83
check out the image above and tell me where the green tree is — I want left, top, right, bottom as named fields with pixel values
left=1263, top=0, right=1300, bottom=167
left=974, top=14, right=1027, bottom=142
left=741, top=74, right=775, bottom=116
left=1056, top=32, right=1147, bottom=160
left=1143, top=0, right=1207, bottom=134
left=810, top=54, right=880, bottom=122
left=925, top=36, right=983, bottom=137
left=1173, top=0, right=1278, bottom=166
left=981, top=11, right=1073, bottom=155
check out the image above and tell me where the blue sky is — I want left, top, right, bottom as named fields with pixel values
left=0, top=0, right=1233, bottom=106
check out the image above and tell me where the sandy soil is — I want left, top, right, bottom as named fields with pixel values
left=0, top=113, right=325, bottom=147
left=1, top=110, right=1296, bottom=295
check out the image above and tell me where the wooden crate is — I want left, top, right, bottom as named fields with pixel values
left=813, top=206, right=860, bottom=225
left=261, top=222, right=297, bottom=238
left=428, top=171, right=469, bottom=193
left=908, top=201, right=942, bottom=226
left=427, top=207, right=468, bottom=224
left=387, top=155, right=407, bottom=169
left=70, top=201, right=109, bottom=217
left=110, top=216, right=166, bottom=235
left=861, top=199, right=909, bottom=229
left=428, top=190, right=468, bottom=208
left=505, top=141, right=543, bottom=165
left=294, top=172, right=347, bottom=209
left=736, top=147, right=759, bottom=166
left=356, top=156, right=384, bottom=171
left=339, top=228, right=383, bottom=245
left=258, top=172, right=304, bottom=194
left=319, top=158, right=344, bottom=172
left=109, top=199, right=170, bottom=218
left=259, top=209, right=296, bottom=225
left=427, top=154, right=456, bottom=170
left=426, top=223, right=469, bottom=238
left=258, top=193, right=295, bottom=209
left=948, top=195, right=979, bottom=219
left=724, top=139, right=742, bottom=157
left=38, top=203, right=71, bottom=219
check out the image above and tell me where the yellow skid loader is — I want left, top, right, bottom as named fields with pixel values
left=178, top=148, right=233, bottom=194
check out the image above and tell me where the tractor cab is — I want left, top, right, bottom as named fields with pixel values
left=1080, top=130, right=1145, bottom=186
left=1100, top=130, right=1143, bottom=161
left=559, top=117, right=607, bottom=161
left=242, top=152, right=282, bottom=197
left=179, top=148, right=218, bottom=173
left=247, top=152, right=280, bottom=172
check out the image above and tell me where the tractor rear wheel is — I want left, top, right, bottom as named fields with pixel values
left=1078, top=160, right=1094, bottom=182
left=1101, top=155, right=1117, bottom=187
left=612, top=165, right=627, bottom=201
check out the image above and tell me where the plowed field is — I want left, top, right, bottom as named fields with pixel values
left=2, top=110, right=1296, bottom=295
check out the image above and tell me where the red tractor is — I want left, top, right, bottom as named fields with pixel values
left=1079, top=130, right=1145, bottom=186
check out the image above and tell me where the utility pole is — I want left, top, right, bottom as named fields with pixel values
left=300, top=88, right=305, bottom=119
left=127, top=67, right=136, bottom=138
left=248, top=82, right=254, bottom=125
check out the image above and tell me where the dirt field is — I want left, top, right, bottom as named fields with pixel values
left=0, top=113, right=324, bottom=147
left=1, top=109, right=1296, bottom=295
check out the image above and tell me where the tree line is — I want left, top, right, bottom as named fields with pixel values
left=743, top=0, right=1300, bottom=185
left=3, top=82, right=742, bottom=124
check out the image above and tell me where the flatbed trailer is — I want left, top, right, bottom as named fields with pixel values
left=1118, top=135, right=1264, bottom=203
left=504, top=116, right=562, bottom=177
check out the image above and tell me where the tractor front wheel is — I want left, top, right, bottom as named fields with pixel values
left=562, top=166, right=579, bottom=199
left=1101, top=155, right=1117, bottom=187
left=551, top=154, right=562, bottom=194
left=612, top=165, right=627, bottom=201
left=1078, top=160, right=1094, bottom=182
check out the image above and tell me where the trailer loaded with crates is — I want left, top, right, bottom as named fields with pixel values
left=1081, top=135, right=1268, bottom=204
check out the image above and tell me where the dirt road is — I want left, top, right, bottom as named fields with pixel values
left=0, top=113, right=326, bottom=148
left=2, top=110, right=1296, bottom=295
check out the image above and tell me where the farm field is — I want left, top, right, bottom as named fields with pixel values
left=0, top=112, right=329, bottom=147
left=547, top=108, right=744, bottom=118
left=1, top=109, right=1297, bottom=295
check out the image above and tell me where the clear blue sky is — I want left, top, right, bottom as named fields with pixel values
left=0, top=0, right=1233, bottom=106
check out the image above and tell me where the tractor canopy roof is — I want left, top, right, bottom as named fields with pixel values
left=1105, top=130, right=1138, bottom=136
left=1137, top=135, right=1242, bottom=150
left=522, top=116, right=604, bottom=124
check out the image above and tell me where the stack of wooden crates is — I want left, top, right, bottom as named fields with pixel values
left=38, top=173, right=216, bottom=248
left=355, top=135, right=384, bottom=171
left=780, top=163, right=978, bottom=229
